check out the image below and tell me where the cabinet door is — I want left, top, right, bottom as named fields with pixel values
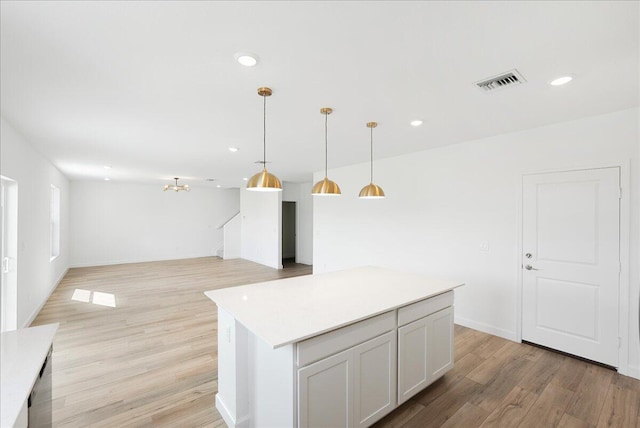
left=353, top=331, right=397, bottom=428
left=397, top=306, right=454, bottom=405
left=397, top=316, right=429, bottom=405
left=428, top=306, right=454, bottom=380
left=298, top=348, right=353, bottom=428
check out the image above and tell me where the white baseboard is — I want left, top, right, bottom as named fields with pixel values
left=216, top=394, right=249, bottom=428
left=70, top=253, right=218, bottom=268
left=24, top=267, right=69, bottom=328
left=454, top=315, right=518, bottom=342
left=239, top=255, right=281, bottom=270
left=619, top=364, right=640, bottom=380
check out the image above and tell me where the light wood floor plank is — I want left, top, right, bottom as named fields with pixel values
left=478, top=386, right=538, bottom=428
left=565, top=364, right=615, bottom=425
left=517, top=383, right=575, bottom=428
left=596, top=382, right=640, bottom=428
left=440, top=402, right=490, bottom=428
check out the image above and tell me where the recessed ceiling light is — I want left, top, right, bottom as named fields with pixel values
left=103, top=165, right=112, bottom=169
left=234, top=52, right=258, bottom=67
left=550, top=76, right=573, bottom=86
left=216, top=185, right=221, bottom=188
left=243, top=177, right=248, bottom=181
left=104, top=178, right=110, bottom=181
left=410, top=120, right=423, bottom=127
left=228, top=147, right=239, bottom=152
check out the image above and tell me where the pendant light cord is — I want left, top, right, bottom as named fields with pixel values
left=324, top=111, right=328, bottom=177
left=370, top=127, right=374, bottom=183
left=263, top=94, right=267, bottom=165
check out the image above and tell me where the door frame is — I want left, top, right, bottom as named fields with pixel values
left=1, top=175, right=19, bottom=332
left=516, top=160, right=631, bottom=376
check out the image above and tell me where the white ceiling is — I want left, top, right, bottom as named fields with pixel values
left=1, top=1, right=638, bottom=188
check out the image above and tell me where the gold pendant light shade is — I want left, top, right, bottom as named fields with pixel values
left=312, top=107, right=341, bottom=196
left=247, top=87, right=282, bottom=192
left=359, top=182, right=385, bottom=198
left=247, top=167, right=282, bottom=191
left=359, top=121, right=386, bottom=199
left=312, top=177, right=341, bottom=195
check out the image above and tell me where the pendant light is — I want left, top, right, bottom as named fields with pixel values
left=312, top=107, right=341, bottom=196
left=247, top=87, right=282, bottom=192
left=163, top=177, right=190, bottom=192
left=359, top=122, right=385, bottom=199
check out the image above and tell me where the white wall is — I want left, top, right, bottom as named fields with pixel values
left=283, top=182, right=313, bottom=265
left=223, top=213, right=241, bottom=260
left=240, top=189, right=282, bottom=269
left=0, top=117, right=70, bottom=328
left=70, top=181, right=239, bottom=266
left=313, top=108, right=639, bottom=377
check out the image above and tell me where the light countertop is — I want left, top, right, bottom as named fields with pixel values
left=1, top=323, right=58, bottom=428
left=205, top=266, right=464, bottom=348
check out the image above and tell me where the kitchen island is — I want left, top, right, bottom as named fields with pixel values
left=205, top=266, right=464, bottom=428
left=1, top=323, right=58, bottom=428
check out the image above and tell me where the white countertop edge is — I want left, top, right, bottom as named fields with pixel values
left=238, top=287, right=463, bottom=349
left=205, top=266, right=464, bottom=349
left=1, top=323, right=59, bottom=428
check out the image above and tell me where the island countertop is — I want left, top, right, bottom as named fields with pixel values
left=1, top=323, right=58, bottom=428
left=204, top=266, right=464, bottom=349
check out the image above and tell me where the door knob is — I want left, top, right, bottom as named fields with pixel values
left=524, top=264, right=538, bottom=271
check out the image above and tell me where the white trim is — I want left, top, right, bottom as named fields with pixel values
left=515, top=175, right=524, bottom=343
left=454, top=316, right=517, bottom=342
left=617, top=162, right=631, bottom=377
left=215, top=394, right=250, bottom=428
left=624, top=365, right=640, bottom=380
left=517, top=161, right=631, bottom=376
left=70, top=253, right=222, bottom=268
left=24, top=267, right=68, bottom=328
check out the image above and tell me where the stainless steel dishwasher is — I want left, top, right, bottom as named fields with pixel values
left=28, top=345, right=52, bottom=427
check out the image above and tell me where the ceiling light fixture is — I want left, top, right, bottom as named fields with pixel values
left=228, top=147, right=239, bottom=152
left=104, top=178, right=110, bottom=181
left=359, top=122, right=385, bottom=199
left=550, top=76, right=573, bottom=86
left=312, top=108, right=341, bottom=196
left=234, top=52, right=258, bottom=67
left=410, top=120, right=423, bottom=127
left=163, top=177, right=190, bottom=192
left=247, top=87, right=282, bottom=192
left=103, top=165, right=112, bottom=169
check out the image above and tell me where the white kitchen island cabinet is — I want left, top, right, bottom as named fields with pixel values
left=205, top=267, right=464, bottom=428
left=299, top=328, right=397, bottom=428
left=397, top=292, right=455, bottom=405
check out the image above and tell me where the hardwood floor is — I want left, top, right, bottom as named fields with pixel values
left=32, top=257, right=312, bottom=427
left=374, top=325, right=640, bottom=428
left=32, top=257, right=639, bottom=427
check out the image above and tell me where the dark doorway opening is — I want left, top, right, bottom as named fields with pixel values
left=282, top=201, right=296, bottom=267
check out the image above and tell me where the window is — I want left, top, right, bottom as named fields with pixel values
left=50, top=185, right=60, bottom=261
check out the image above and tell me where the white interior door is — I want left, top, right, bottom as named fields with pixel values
left=522, top=168, right=620, bottom=367
left=1, top=176, right=18, bottom=332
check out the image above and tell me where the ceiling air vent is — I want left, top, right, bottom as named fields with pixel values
left=475, top=69, right=526, bottom=92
